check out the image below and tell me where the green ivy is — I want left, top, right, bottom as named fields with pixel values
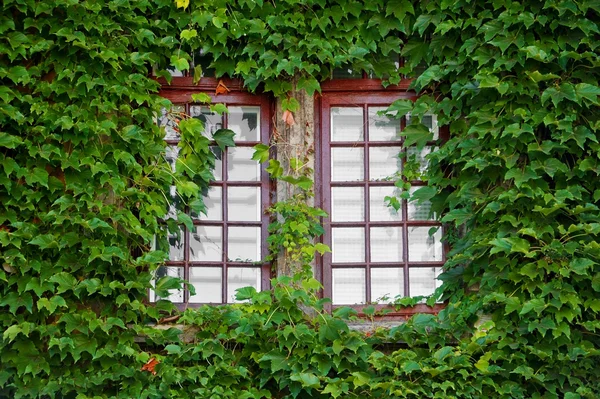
left=1, top=0, right=600, bottom=398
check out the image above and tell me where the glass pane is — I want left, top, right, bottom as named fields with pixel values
left=228, top=186, right=260, bottom=222
left=211, top=146, right=223, bottom=181
left=167, top=67, right=184, bottom=77
left=229, top=106, right=260, bottom=141
left=228, top=226, right=261, bottom=262
left=192, top=186, right=222, bottom=221
left=332, top=227, right=365, bottom=263
left=150, top=266, right=184, bottom=302
left=332, top=268, right=365, bottom=304
left=369, top=147, right=401, bottom=180
left=331, top=187, right=364, bottom=222
left=190, top=106, right=223, bottom=137
left=408, top=186, right=435, bottom=220
left=157, top=230, right=183, bottom=261
left=370, top=227, right=403, bottom=263
left=409, top=267, right=442, bottom=297
left=406, top=146, right=433, bottom=175
left=227, top=267, right=261, bottom=303
left=189, top=267, right=222, bottom=303
left=371, top=268, right=404, bottom=302
left=331, top=107, right=363, bottom=142
left=165, top=185, right=181, bottom=220
left=165, top=145, right=179, bottom=172
left=158, top=105, right=184, bottom=141
left=190, top=226, right=223, bottom=262
left=408, top=227, right=443, bottom=262
left=368, top=107, right=400, bottom=141
left=331, top=147, right=364, bottom=181
left=228, top=147, right=260, bottom=181
left=369, top=186, right=402, bottom=221
left=332, top=67, right=363, bottom=79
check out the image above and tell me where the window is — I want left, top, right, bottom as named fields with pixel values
left=153, top=81, right=272, bottom=306
left=317, top=88, right=446, bottom=306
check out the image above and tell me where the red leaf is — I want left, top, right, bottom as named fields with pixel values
left=141, top=357, right=159, bottom=375
left=282, top=110, right=295, bottom=126
left=215, top=80, right=230, bottom=95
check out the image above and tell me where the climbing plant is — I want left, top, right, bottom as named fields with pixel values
left=1, top=0, right=599, bottom=398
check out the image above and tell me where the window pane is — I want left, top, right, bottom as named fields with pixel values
left=368, top=107, right=400, bottom=141
left=369, top=186, right=402, bottom=221
left=228, top=186, right=260, bottom=222
left=409, top=267, right=442, bottom=297
left=371, top=268, right=404, bottom=302
left=331, top=147, right=364, bottom=181
left=228, top=226, right=261, bottom=262
left=158, top=105, right=184, bottom=141
left=331, top=107, right=363, bottom=141
left=192, top=186, right=222, bottom=221
left=190, top=226, right=223, bottom=262
left=332, top=227, right=365, bottom=263
left=331, top=187, right=364, bottom=222
left=332, top=268, right=365, bottom=304
left=227, top=267, right=261, bottom=303
left=211, top=146, right=223, bottom=181
left=190, top=105, right=223, bottom=137
left=157, top=230, right=183, bottom=261
left=165, top=185, right=180, bottom=220
left=189, top=267, right=222, bottom=303
left=406, top=146, right=433, bottom=174
left=370, top=227, right=403, bottom=263
left=332, top=67, right=363, bottom=79
left=150, top=266, right=184, bottom=302
left=229, top=106, right=260, bottom=141
left=408, top=227, right=443, bottom=262
left=408, top=186, right=435, bottom=220
left=228, top=147, right=260, bottom=181
left=165, top=145, right=179, bottom=172
left=369, top=147, right=401, bottom=180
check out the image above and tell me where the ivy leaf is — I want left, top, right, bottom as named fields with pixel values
left=191, top=92, right=211, bottom=103
left=0, top=133, right=22, bottom=148
left=235, top=286, right=257, bottom=301
left=402, top=123, right=433, bottom=148
left=252, top=144, right=270, bottom=163
left=297, top=76, right=321, bottom=96
left=575, top=83, right=600, bottom=103
left=25, top=167, right=49, bottom=187
left=29, top=234, right=58, bottom=249
left=266, top=159, right=283, bottom=178
left=49, top=272, right=78, bottom=294
left=291, top=372, right=320, bottom=389
left=387, top=99, right=413, bottom=117
left=180, top=29, right=197, bottom=41
left=212, top=129, right=236, bottom=151
left=351, top=371, right=371, bottom=387
left=170, top=55, right=189, bottom=71
left=318, top=319, right=348, bottom=342
left=175, top=0, right=190, bottom=9
left=154, top=276, right=182, bottom=298
left=259, top=351, right=290, bottom=372
left=520, top=298, right=546, bottom=316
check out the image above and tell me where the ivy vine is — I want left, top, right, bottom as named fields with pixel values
left=1, top=0, right=599, bottom=398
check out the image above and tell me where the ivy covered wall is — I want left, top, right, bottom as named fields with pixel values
left=1, top=0, right=600, bottom=398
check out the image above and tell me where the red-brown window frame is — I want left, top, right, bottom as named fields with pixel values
left=315, top=78, right=448, bottom=317
left=157, top=77, right=274, bottom=308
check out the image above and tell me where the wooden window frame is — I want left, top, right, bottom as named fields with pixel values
left=315, top=78, right=448, bottom=318
left=157, top=77, right=274, bottom=309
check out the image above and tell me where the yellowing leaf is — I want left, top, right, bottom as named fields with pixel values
left=175, top=0, right=189, bottom=9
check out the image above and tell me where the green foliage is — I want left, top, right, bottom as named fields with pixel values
left=2, top=0, right=600, bottom=398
